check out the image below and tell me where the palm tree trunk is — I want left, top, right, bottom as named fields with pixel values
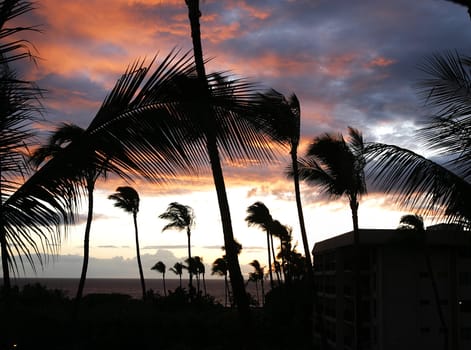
left=202, top=272, right=207, bottom=295
left=133, top=212, right=146, bottom=299
left=162, top=272, right=167, bottom=297
left=266, top=230, right=274, bottom=288
left=350, top=198, right=361, bottom=350
left=0, top=224, right=11, bottom=293
left=179, top=274, right=182, bottom=289
left=224, top=274, right=228, bottom=307
left=187, top=227, right=193, bottom=290
left=291, top=151, right=314, bottom=281
left=186, top=0, right=250, bottom=319
left=270, top=234, right=281, bottom=285
left=76, top=180, right=94, bottom=301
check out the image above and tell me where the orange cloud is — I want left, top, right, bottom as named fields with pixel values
left=365, top=56, right=395, bottom=68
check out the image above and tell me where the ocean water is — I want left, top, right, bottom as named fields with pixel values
left=9, top=278, right=263, bottom=305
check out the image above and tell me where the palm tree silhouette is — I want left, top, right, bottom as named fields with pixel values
left=0, top=0, right=74, bottom=291
left=151, top=261, right=167, bottom=297
left=183, top=0, right=286, bottom=317
left=170, top=262, right=184, bottom=289
left=211, top=257, right=230, bottom=307
left=297, top=127, right=367, bottom=350
left=366, top=51, right=470, bottom=229
left=397, top=214, right=448, bottom=350
left=256, top=90, right=314, bottom=282
left=245, top=202, right=276, bottom=288
left=109, top=186, right=146, bottom=299
left=194, top=256, right=207, bottom=295
left=31, top=123, right=109, bottom=302
left=159, top=202, right=195, bottom=289
left=249, top=259, right=265, bottom=306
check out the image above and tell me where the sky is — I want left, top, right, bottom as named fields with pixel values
left=8, top=0, right=471, bottom=279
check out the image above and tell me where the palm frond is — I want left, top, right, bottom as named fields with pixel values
left=417, top=51, right=471, bottom=177
left=365, top=142, right=471, bottom=227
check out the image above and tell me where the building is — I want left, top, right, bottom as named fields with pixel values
left=312, top=227, right=471, bottom=350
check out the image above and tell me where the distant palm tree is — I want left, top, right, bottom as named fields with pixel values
left=194, top=256, right=207, bottom=295
left=159, top=202, right=195, bottom=289
left=151, top=261, right=167, bottom=297
left=109, top=186, right=146, bottom=299
left=245, top=202, right=275, bottom=288
left=397, top=214, right=448, bottom=350
left=298, top=127, right=367, bottom=350
left=170, top=262, right=184, bottom=289
left=249, top=259, right=265, bottom=306
left=212, top=257, right=230, bottom=307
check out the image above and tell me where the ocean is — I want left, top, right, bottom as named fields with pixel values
left=9, top=278, right=262, bottom=305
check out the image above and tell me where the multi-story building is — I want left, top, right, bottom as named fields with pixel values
left=312, top=226, right=471, bottom=350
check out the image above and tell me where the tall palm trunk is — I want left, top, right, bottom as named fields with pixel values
left=187, top=227, right=193, bottom=290
left=270, top=233, right=281, bottom=284
left=133, top=211, right=146, bottom=299
left=0, top=224, right=10, bottom=293
left=350, top=198, right=361, bottom=350
left=266, top=230, right=274, bottom=288
left=291, top=150, right=314, bottom=282
left=76, top=179, right=94, bottom=301
left=186, top=0, right=250, bottom=317
left=162, top=271, right=167, bottom=297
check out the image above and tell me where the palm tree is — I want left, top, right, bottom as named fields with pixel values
left=297, top=127, right=367, bottom=350
left=366, top=51, right=471, bottom=229
left=256, top=90, right=314, bottom=282
left=194, top=256, right=207, bottom=295
left=397, top=214, right=448, bottom=349
left=0, top=0, right=75, bottom=291
left=245, top=202, right=276, bottom=288
left=212, top=257, right=229, bottom=307
left=170, top=262, right=184, bottom=289
left=159, top=202, right=195, bottom=289
left=30, top=123, right=108, bottom=302
left=151, top=261, right=167, bottom=297
left=183, top=0, right=287, bottom=317
left=109, top=186, right=146, bottom=299
left=249, top=259, right=265, bottom=306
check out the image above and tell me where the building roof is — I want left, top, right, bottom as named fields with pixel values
left=312, top=227, right=471, bottom=254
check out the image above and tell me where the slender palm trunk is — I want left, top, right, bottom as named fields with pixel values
left=186, top=0, right=250, bottom=319
left=271, top=234, right=281, bottom=284
left=76, top=180, right=94, bottom=301
left=224, top=274, right=228, bottom=307
left=0, top=224, right=11, bottom=293
left=350, top=198, right=361, bottom=350
left=162, top=272, right=167, bottom=297
left=179, top=274, right=182, bottom=289
left=187, top=228, right=193, bottom=290
left=291, top=150, right=314, bottom=282
left=266, top=230, right=274, bottom=288
left=133, top=212, right=146, bottom=299
left=202, top=272, right=207, bottom=295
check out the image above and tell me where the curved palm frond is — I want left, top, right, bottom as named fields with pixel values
left=365, top=142, right=471, bottom=227
left=0, top=0, right=39, bottom=65
left=417, top=51, right=471, bottom=178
